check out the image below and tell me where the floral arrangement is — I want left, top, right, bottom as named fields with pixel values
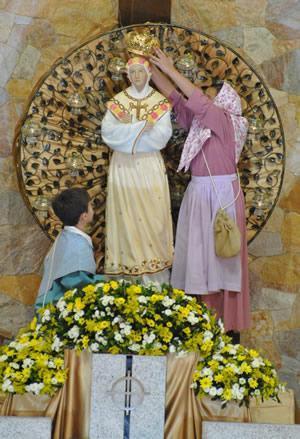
left=0, top=280, right=283, bottom=406
left=0, top=280, right=224, bottom=396
left=191, top=342, right=283, bottom=407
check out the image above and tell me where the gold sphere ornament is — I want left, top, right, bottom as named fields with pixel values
left=22, top=120, right=42, bottom=145
left=33, top=195, right=50, bottom=219
left=67, top=92, right=87, bottom=115
left=66, top=151, right=84, bottom=177
left=108, top=57, right=126, bottom=81
left=125, top=30, right=160, bottom=57
left=175, top=53, right=196, bottom=79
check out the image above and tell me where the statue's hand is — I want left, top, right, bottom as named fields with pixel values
left=120, top=113, right=132, bottom=123
left=143, top=121, right=154, bottom=132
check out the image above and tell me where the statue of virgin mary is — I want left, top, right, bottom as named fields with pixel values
left=101, top=56, right=173, bottom=283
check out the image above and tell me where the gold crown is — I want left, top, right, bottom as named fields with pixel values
left=125, top=30, right=160, bottom=57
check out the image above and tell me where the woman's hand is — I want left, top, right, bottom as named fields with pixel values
left=150, top=48, right=176, bottom=75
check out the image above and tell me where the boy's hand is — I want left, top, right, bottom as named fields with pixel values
left=150, top=48, right=175, bottom=75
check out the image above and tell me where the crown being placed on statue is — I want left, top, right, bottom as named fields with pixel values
left=125, top=30, right=160, bottom=57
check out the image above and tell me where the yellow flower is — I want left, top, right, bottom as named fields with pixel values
left=149, top=294, right=164, bottom=303
left=249, top=378, right=258, bottom=389
left=146, top=319, right=155, bottom=327
left=200, top=376, right=212, bottom=390
left=55, top=370, right=66, bottom=383
left=201, top=340, right=213, bottom=353
left=108, top=346, right=120, bottom=354
left=110, top=280, right=119, bottom=290
left=66, top=303, right=74, bottom=312
left=82, top=336, right=89, bottom=349
left=30, top=317, right=37, bottom=331
left=74, top=298, right=85, bottom=311
left=249, top=349, right=259, bottom=358
left=64, top=290, right=74, bottom=299
left=183, top=327, right=191, bottom=336
left=166, top=322, right=172, bottom=328
left=223, top=388, right=232, bottom=400
left=82, top=285, right=96, bottom=295
left=102, top=283, right=111, bottom=293
left=115, top=298, right=125, bottom=306
left=215, top=373, right=224, bottom=383
left=240, top=362, right=252, bottom=374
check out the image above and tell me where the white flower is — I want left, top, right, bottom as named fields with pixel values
left=143, top=333, right=156, bottom=345
left=251, top=357, right=264, bottom=368
left=218, top=318, right=225, bottom=333
left=112, top=316, right=121, bottom=325
left=60, top=309, right=69, bottom=318
left=114, top=333, right=124, bottom=343
left=74, top=309, right=84, bottom=321
left=57, top=299, right=66, bottom=311
left=93, top=310, right=100, bottom=319
left=162, top=296, right=175, bottom=307
left=213, top=354, right=224, bottom=361
left=129, top=343, right=141, bottom=352
left=41, top=309, right=51, bottom=322
left=22, top=358, right=34, bottom=368
left=25, top=382, right=44, bottom=395
left=51, top=335, right=64, bottom=352
left=101, top=295, right=114, bottom=306
left=209, top=387, right=217, bottom=397
left=48, top=360, right=56, bottom=369
left=217, top=388, right=224, bottom=396
left=169, top=345, right=176, bottom=353
left=51, top=378, right=58, bottom=385
left=68, top=325, right=80, bottom=340
left=2, top=379, right=14, bottom=393
left=95, top=282, right=104, bottom=288
left=229, top=347, right=237, bottom=355
left=0, top=355, right=8, bottom=362
left=201, top=367, right=213, bottom=377
left=254, top=389, right=261, bottom=396
left=120, top=323, right=132, bottom=336
left=95, top=334, right=107, bottom=345
left=203, top=330, right=213, bottom=341
left=138, top=295, right=148, bottom=304
left=91, top=343, right=99, bottom=352
left=190, top=382, right=197, bottom=389
left=164, top=309, right=172, bottom=316
left=187, top=313, right=199, bottom=325
left=10, top=362, right=19, bottom=370
left=239, top=378, right=246, bottom=385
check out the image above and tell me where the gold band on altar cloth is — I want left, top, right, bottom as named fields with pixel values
left=1, top=350, right=294, bottom=439
left=104, top=150, right=173, bottom=276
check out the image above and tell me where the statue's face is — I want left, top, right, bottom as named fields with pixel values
left=128, top=64, right=148, bottom=92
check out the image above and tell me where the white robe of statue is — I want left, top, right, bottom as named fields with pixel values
left=101, top=57, right=173, bottom=284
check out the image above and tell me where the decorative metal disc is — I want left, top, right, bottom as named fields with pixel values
left=14, top=24, right=285, bottom=272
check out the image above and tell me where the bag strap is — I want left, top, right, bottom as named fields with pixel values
left=201, top=149, right=241, bottom=210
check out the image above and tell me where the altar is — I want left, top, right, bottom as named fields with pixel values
left=0, top=350, right=295, bottom=439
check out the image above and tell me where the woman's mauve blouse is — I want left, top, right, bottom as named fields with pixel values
left=169, top=88, right=237, bottom=176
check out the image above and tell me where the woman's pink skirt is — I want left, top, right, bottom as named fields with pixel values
left=171, top=174, right=250, bottom=331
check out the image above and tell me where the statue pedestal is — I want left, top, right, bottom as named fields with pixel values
left=89, top=354, right=167, bottom=439
left=202, top=421, right=300, bottom=439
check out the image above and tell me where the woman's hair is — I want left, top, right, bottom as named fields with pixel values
left=52, top=187, right=90, bottom=226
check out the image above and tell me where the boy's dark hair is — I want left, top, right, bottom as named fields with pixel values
left=52, top=188, right=90, bottom=226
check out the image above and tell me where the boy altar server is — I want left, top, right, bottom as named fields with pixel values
left=35, top=188, right=103, bottom=309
